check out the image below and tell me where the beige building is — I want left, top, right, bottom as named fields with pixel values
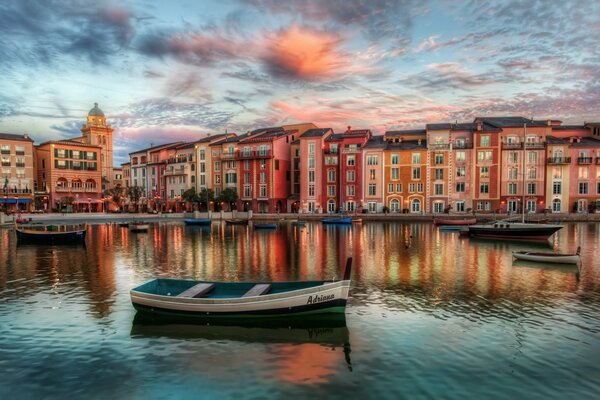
left=0, top=133, right=35, bottom=212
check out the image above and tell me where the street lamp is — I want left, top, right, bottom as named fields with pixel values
left=88, top=197, right=92, bottom=213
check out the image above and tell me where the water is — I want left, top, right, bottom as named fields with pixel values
left=1, top=222, right=599, bottom=399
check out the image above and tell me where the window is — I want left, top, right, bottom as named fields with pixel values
left=347, top=185, right=355, bottom=196
left=412, top=167, right=420, bottom=180
left=72, top=150, right=80, bottom=159
left=369, top=169, right=376, bottom=180
left=367, top=155, right=378, bottom=165
left=417, top=183, right=424, bottom=192
left=527, top=151, right=537, bottom=163
left=0, top=144, right=9, bottom=154
left=579, top=182, right=588, bottom=194
left=409, top=183, right=415, bottom=192
left=347, top=155, right=355, bottom=166
left=434, top=184, right=443, bottom=195
left=455, top=201, right=465, bottom=212
left=411, top=153, right=420, bottom=164
left=391, top=154, right=399, bottom=164
left=456, top=182, right=465, bottom=192
left=308, top=142, right=315, bottom=154
left=327, top=200, right=336, bottom=213
left=390, top=199, right=400, bottom=213
left=347, top=170, right=355, bottom=182
left=368, top=202, right=377, bottom=213
left=597, top=182, right=600, bottom=194
left=528, top=168, right=536, bottom=179
left=480, top=183, right=489, bottom=194
left=480, top=167, right=489, bottom=178
left=260, top=160, right=266, bottom=169
left=508, top=152, right=518, bottom=163
left=508, top=183, right=517, bottom=195
left=396, top=183, right=402, bottom=193
left=308, top=157, right=315, bottom=169
left=552, top=199, right=561, bottom=213
left=527, top=182, right=536, bottom=195
left=391, top=167, right=399, bottom=180
left=433, top=202, right=444, bottom=213
left=308, top=170, right=315, bottom=183
left=368, top=184, right=376, bottom=196
left=481, top=135, right=490, bottom=146
left=327, top=185, right=336, bottom=196
left=328, top=169, right=336, bottom=182
left=456, top=166, right=466, bottom=177
left=455, top=151, right=465, bottom=162
left=308, top=185, right=315, bottom=196
left=508, top=167, right=518, bottom=180
left=435, top=169, right=443, bottom=180
left=258, top=145, right=268, bottom=156
left=411, top=199, right=421, bottom=213
left=57, top=149, right=66, bottom=158
left=329, top=144, right=338, bottom=154
left=387, top=183, right=394, bottom=193
left=274, top=160, right=279, bottom=170
left=259, top=172, right=266, bottom=183
left=553, top=182, right=562, bottom=195
left=215, top=161, right=221, bottom=172
left=434, top=154, right=444, bottom=165
left=243, top=185, right=251, bottom=197
left=225, top=172, right=237, bottom=184
left=579, top=167, right=589, bottom=179
left=477, top=151, right=492, bottom=161
left=526, top=200, right=536, bottom=213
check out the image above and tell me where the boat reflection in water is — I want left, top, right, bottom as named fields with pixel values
left=131, top=313, right=352, bottom=369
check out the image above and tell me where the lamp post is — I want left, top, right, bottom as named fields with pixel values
left=88, top=197, right=91, bottom=213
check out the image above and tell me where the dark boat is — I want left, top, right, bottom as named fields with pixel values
left=254, top=223, right=277, bottom=229
left=184, top=219, right=212, bottom=226
left=119, top=222, right=129, bottom=228
left=129, top=222, right=150, bottom=232
left=466, top=222, right=562, bottom=241
left=15, top=223, right=87, bottom=244
left=225, top=219, right=248, bottom=225
left=130, top=258, right=352, bottom=318
left=291, top=219, right=306, bottom=227
left=322, top=217, right=352, bottom=225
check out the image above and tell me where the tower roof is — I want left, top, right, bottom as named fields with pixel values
left=88, top=102, right=105, bottom=117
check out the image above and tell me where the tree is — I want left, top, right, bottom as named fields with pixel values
left=105, top=186, right=124, bottom=210
left=127, top=186, right=144, bottom=212
left=218, top=188, right=238, bottom=211
left=182, top=188, right=201, bottom=210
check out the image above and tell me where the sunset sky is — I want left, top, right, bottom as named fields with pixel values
left=1, top=0, right=599, bottom=163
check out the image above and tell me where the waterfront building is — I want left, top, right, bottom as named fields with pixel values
left=383, top=130, right=427, bottom=213
left=299, top=128, right=334, bottom=213
left=362, top=135, right=385, bottom=213
left=77, top=103, right=114, bottom=191
left=164, top=143, right=196, bottom=211
left=289, top=138, right=301, bottom=212
left=35, top=140, right=102, bottom=212
left=448, top=124, right=475, bottom=213
left=0, top=133, right=35, bottom=212
left=236, top=127, right=299, bottom=213
left=121, top=162, right=131, bottom=188
left=193, top=133, right=234, bottom=196
left=325, top=127, right=372, bottom=213
left=425, top=124, right=453, bottom=213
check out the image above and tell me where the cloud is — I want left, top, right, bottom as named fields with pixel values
left=398, top=62, right=496, bottom=90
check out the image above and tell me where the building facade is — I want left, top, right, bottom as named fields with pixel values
left=0, top=133, right=35, bottom=212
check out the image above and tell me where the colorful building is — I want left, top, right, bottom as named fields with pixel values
left=0, top=133, right=35, bottom=212
left=299, top=128, right=334, bottom=213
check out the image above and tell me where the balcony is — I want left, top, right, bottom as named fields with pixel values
left=524, top=142, right=546, bottom=149
left=236, top=150, right=273, bottom=159
left=166, top=156, right=194, bottom=164
left=547, top=157, right=571, bottom=164
left=578, top=157, right=593, bottom=164
left=1, top=150, right=9, bottom=155
left=15, top=163, right=25, bottom=168
left=164, top=167, right=186, bottom=176
left=15, top=151, right=25, bottom=156
left=324, top=149, right=338, bottom=154
left=342, top=148, right=361, bottom=154
left=0, top=188, right=32, bottom=194
left=429, top=143, right=450, bottom=150
left=453, top=142, right=473, bottom=149
left=220, top=152, right=237, bottom=160
left=502, top=143, right=522, bottom=149
left=55, top=186, right=69, bottom=192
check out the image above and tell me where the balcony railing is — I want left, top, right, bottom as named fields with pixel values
left=0, top=188, right=32, bottom=194
left=236, top=150, right=273, bottom=159
left=0, top=150, right=9, bottom=155
left=15, top=163, right=26, bottom=168
left=220, top=152, right=237, bottom=160
left=55, top=186, right=69, bottom=192
left=1, top=162, right=10, bottom=167
left=342, top=148, right=361, bottom=154
left=15, top=151, right=25, bottom=156
left=453, top=142, right=473, bottom=149
left=164, top=167, right=186, bottom=176
left=429, top=143, right=450, bottom=150
left=578, top=157, right=593, bottom=164
left=524, top=143, right=546, bottom=149
left=502, top=143, right=522, bottom=149
left=547, top=157, right=571, bottom=164
left=324, top=149, right=338, bottom=154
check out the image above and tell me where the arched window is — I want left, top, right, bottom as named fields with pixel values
left=56, top=177, right=68, bottom=189
left=552, top=199, right=561, bottom=213
left=327, top=199, right=336, bottom=213
left=85, top=179, right=96, bottom=190
left=411, top=199, right=421, bottom=213
left=390, top=199, right=400, bottom=213
left=71, top=178, right=82, bottom=190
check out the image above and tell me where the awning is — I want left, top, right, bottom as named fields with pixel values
left=73, top=199, right=103, bottom=204
left=0, top=198, right=33, bottom=203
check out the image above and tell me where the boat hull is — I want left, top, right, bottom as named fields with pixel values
left=131, top=280, right=350, bottom=318
left=467, top=224, right=562, bottom=240
left=254, top=223, right=277, bottom=229
left=16, top=229, right=86, bottom=244
left=322, top=218, right=352, bottom=224
left=225, top=219, right=248, bottom=225
left=129, top=224, right=149, bottom=232
left=512, top=252, right=580, bottom=264
left=184, top=219, right=212, bottom=226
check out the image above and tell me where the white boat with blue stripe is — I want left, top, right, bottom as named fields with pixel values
left=130, top=258, right=353, bottom=318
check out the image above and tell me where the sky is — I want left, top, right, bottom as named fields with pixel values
left=1, top=0, right=599, bottom=164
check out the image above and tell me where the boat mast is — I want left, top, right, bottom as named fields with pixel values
left=522, top=123, right=526, bottom=223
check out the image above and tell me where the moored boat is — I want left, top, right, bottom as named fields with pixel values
left=512, top=247, right=581, bottom=264
left=322, top=217, right=352, bottom=225
left=254, top=223, right=277, bottom=229
left=433, top=218, right=477, bottom=226
left=291, top=219, right=306, bottom=227
left=15, top=223, right=87, bottom=244
left=130, top=258, right=353, bottom=318
left=467, top=222, right=562, bottom=241
left=119, top=222, right=129, bottom=228
left=225, top=219, right=248, bottom=226
left=184, top=219, right=212, bottom=226
left=129, top=222, right=150, bottom=232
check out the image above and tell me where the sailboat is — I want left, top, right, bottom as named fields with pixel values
left=466, top=123, right=562, bottom=241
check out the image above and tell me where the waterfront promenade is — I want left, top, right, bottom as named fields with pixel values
left=2, top=210, right=600, bottom=227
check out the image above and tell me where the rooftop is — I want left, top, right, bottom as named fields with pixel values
left=0, top=132, right=34, bottom=142
left=363, top=135, right=386, bottom=149
left=129, top=142, right=183, bottom=155
left=300, top=128, right=332, bottom=138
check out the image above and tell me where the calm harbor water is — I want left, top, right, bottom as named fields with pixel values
left=1, top=221, right=599, bottom=399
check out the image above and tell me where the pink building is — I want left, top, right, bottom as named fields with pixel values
left=298, top=128, right=334, bottom=213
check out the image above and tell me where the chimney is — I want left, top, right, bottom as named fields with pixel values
left=150, top=142, right=154, bottom=148
left=346, top=126, right=351, bottom=133
left=547, top=119, right=552, bottom=126
left=418, top=139, right=422, bottom=145
left=476, top=120, right=482, bottom=131
left=23, top=133, right=29, bottom=140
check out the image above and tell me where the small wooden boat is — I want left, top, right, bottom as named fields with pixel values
left=512, top=247, right=581, bottom=264
left=15, top=223, right=86, bottom=244
left=184, top=219, right=212, bottom=226
left=322, top=217, right=352, bottom=225
left=130, top=258, right=353, bottom=318
left=254, top=223, right=277, bottom=229
left=225, top=219, right=248, bottom=226
left=119, top=222, right=129, bottom=228
left=433, top=218, right=477, bottom=226
left=129, top=222, right=149, bottom=232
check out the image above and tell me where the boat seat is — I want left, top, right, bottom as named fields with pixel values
left=177, top=283, right=215, bottom=298
left=242, top=284, right=272, bottom=298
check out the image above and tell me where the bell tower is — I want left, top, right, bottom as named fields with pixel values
left=81, top=103, right=113, bottom=190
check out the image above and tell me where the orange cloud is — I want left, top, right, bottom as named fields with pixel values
left=262, top=26, right=361, bottom=80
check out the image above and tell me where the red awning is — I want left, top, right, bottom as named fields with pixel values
left=73, top=199, right=103, bottom=204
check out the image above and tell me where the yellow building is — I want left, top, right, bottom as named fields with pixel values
left=0, top=133, right=35, bottom=212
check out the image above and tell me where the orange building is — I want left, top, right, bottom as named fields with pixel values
left=0, top=133, right=35, bottom=212
left=35, top=140, right=102, bottom=212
